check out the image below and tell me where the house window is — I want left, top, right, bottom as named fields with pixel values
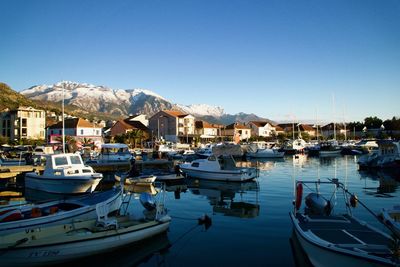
left=22, top=118, right=27, bottom=127
left=22, top=128, right=27, bottom=136
left=81, top=129, right=84, bottom=135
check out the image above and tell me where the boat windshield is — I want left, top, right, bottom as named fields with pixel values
left=55, top=156, right=68, bottom=166
left=70, top=155, right=83, bottom=165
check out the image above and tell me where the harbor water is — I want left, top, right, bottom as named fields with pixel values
left=2, top=155, right=400, bottom=266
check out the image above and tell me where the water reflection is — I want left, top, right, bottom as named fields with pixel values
left=57, top=233, right=171, bottom=267
left=240, top=158, right=284, bottom=171
left=163, top=181, right=188, bottom=200
left=186, top=179, right=260, bottom=218
left=359, top=169, right=400, bottom=197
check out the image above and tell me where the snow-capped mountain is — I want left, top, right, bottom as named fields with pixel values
left=175, top=104, right=224, bottom=118
left=20, top=81, right=225, bottom=118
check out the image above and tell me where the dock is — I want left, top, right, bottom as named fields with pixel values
left=0, top=165, right=45, bottom=179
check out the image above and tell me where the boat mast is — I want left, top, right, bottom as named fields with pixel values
left=62, top=83, right=65, bottom=153
left=332, top=93, right=336, bottom=141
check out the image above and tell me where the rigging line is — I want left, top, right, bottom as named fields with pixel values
left=171, top=223, right=200, bottom=246
left=170, top=216, right=198, bottom=221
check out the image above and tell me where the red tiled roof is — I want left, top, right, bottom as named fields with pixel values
left=162, top=110, right=188, bottom=117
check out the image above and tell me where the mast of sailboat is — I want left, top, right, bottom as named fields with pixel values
left=62, top=83, right=65, bottom=153
left=332, top=93, right=336, bottom=141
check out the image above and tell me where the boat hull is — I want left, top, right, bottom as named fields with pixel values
left=25, top=173, right=102, bottom=194
left=0, top=189, right=122, bottom=235
left=179, top=167, right=257, bottom=182
left=0, top=220, right=170, bottom=267
left=290, top=212, right=395, bottom=267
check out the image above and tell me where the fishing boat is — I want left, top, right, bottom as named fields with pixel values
left=179, top=155, right=258, bottom=182
left=0, top=192, right=171, bottom=267
left=0, top=187, right=122, bottom=235
left=290, top=179, right=399, bottom=267
left=247, top=148, right=285, bottom=158
left=25, top=153, right=103, bottom=194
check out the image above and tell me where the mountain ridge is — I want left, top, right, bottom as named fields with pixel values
left=18, top=81, right=270, bottom=125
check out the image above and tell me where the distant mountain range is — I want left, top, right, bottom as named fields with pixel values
left=20, top=81, right=270, bottom=125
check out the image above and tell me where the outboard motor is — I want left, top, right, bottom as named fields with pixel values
left=140, top=192, right=156, bottom=211
left=305, top=193, right=332, bottom=216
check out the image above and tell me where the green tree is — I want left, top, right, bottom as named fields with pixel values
left=364, top=116, right=383, bottom=129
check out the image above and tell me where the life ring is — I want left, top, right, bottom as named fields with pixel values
left=295, top=183, right=303, bottom=210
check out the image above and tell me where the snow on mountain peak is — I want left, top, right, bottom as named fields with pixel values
left=176, top=103, right=225, bottom=117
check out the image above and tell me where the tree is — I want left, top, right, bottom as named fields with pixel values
left=364, top=116, right=383, bottom=129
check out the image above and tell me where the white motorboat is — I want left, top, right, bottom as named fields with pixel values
left=290, top=179, right=398, bottom=267
left=179, top=155, right=258, bottom=182
left=0, top=187, right=122, bottom=235
left=358, top=140, right=400, bottom=169
left=25, top=153, right=103, bottom=194
left=0, top=194, right=171, bottom=267
left=247, top=148, right=284, bottom=158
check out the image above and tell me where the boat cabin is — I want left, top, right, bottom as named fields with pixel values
left=43, top=153, right=95, bottom=176
left=98, top=143, right=132, bottom=162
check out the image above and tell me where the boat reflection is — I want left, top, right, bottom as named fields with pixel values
left=187, top=178, right=260, bottom=218
left=359, top=169, right=400, bottom=197
left=162, top=180, right=188, bottom=200
left=57, top=233, right=171, bottom=267
left=0, top=189, right=25, bottom=206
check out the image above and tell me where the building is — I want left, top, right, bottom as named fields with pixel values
left=224, top=122, right=252, bottom=143
left=148, top=110, right=195, bottom=143
left=321, top=123, right=348, bottom=139
left=110, top=118, right=150, bottom=139
left=0, top=106, right=46, bottom=141
left=47, top=118, right=103, bottom=149
left=195, top=120, right=223, bottom=142
left=247, top=121, right=279, bottom=138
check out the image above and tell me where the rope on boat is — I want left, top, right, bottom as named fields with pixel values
left=327, top=178, right=400, bottom=241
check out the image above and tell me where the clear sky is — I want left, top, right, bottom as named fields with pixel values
left=1, top=0, right=399, bottom=123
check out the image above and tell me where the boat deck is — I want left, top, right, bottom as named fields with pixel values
left=296, top=213, right=393, bottom=251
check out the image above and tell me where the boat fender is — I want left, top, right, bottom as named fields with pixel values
left=350, top=194, right=358, bottom=208
left=295, top=183, right=303, bottom=210
left=324, top=200, right=332, bottom=216
left=31, top=207, right=42, bottom=218
left=0, top=209, right=23, bottom=222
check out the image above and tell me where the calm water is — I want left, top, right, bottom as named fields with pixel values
left=2, top=155, right=400, bottom=267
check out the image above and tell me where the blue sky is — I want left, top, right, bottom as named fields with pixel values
left=1, top=0, right=399, bottom=122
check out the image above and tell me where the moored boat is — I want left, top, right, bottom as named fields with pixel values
left=247, top=148, right=284, bottom=158
left=25, top=153, right=103, bottom=194
left=179, top=155, right=258, bottom=182
left=290, top=179, right=399, bottom=267
left=0, top=194, right=171, bottom=267
left=0, top=187, right=122, bottom=235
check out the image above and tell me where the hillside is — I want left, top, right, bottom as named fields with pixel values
left=0, top=83, right=37, bottom=110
